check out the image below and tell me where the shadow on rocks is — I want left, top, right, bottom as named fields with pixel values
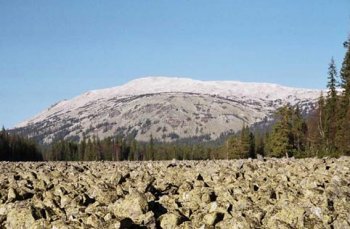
left=120, top=218, right=147, bottom=229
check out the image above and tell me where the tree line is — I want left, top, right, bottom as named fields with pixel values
left=0, top=127, right=43, bottom=161
left=41, top=135, right=220, bottom=161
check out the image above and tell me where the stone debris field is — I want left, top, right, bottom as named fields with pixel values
left=0, top=158, right=349, bottom=228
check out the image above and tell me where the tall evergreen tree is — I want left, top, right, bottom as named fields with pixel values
left=266, top=105, right=293, bottom=157
left=290, top=105, right=308, bottom=156
left=226, top=125, right=255, bottom=159
left=85, top=138, right=95, bottom=161
left=317, top=93, right=326, bottom=143
left=146, top=134, right=155, bottom=160
left=240, top=125, right=255, bottom=158
left=336, top=38, right=350, bottom=155
left=0, top=127, right=9, bottom=160
left=130, top=139, right=139, bottom=160
left=325, top=58, right=338, bottom=150
left=79, top=137, right=86, bottom=160
left=240, top=125, right=251, bottom=158
left=226, top=135, right=241, bottom=159
left=254, top=131, right=265, bottom=156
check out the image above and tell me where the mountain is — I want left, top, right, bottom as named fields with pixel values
left=13, top=77, right=321, bottom=144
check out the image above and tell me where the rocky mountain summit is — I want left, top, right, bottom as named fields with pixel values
left=13, top=77, right=321, bottom=143
left=0, top=158, right=349, bottom=228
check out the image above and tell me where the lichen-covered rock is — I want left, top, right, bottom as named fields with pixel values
left=203, top=212, right=222, bottom=225
left=0, top=157, right=349, bottom=228
left=264, top=204, right=305, bottom=228
left=160, top=212, right=184, bottom=229
left=7, top=188, right=17, bottom=202
left=112, top=190, right=149, bottom=223
left=5, top=204, right=36, bottom=228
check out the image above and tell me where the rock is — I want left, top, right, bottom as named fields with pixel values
left=112, top=191, right=148, bottom=223
left=104, top=212, right=113, bottom=221
left=0, top=158, right=349, bottom=228
left=7, top=188, right=17, bottom=202
left=203, top=212, right=220, bottom=225
left=110, top=173, right=125, bottom=185
left=5, top=205, right=36, bottom=228
left=257, top=154, right=264, bottom=161
left=215, top=217, right=250, bottom=229
left=140, top=211, right=156, bottom=228
left=0, top=215, right=6, bottom=226
left=86, top=214, right=102, bottom=227
left=60, top=195, right=72, bottom=208
left=160, top=212, right=183, bottom=229
left=265, top=204, right=305, bottom=228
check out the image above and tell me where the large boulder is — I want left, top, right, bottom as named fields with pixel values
left=112, top=191, right=149, bottom=224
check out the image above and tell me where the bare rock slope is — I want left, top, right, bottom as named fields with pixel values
left=0, top=158, right=349, bottom=228
left=13, top=77, right=320, bottom=143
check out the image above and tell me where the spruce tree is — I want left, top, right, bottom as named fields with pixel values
left=266, top=106, right=293, bottom=157
left=317, top=93, right=326, bottom=142
left=147, top=134, right=155, bottom=160
left=325, top=58, right=338, bottom=150
left=254, top=131, right=265, bottom=157
left=291, top=105, right=307, bottom=156
left=0, top=127, right=8, bottom=160
left=79, top=137, right=86, bottom=160
left=130, top=139, right=138, bottom=160
left=85, top=138, right=95, bottom=161
left=227, top=135, right=241, bottom=159
left=248, top=132, right=255, bottom=158
left=336, top=38, right=350, bottom=155
left=240, top=125, right=251, bottom=158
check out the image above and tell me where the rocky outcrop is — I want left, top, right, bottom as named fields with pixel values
left=0, top=157, right=349, bottom=228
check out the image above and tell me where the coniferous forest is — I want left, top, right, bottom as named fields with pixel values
left=0, top=127, right=42, bottom=161
left=1, top=38, right=350, bottom=161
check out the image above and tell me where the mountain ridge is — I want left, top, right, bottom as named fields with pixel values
left=13, top=77, right=321, bottom=144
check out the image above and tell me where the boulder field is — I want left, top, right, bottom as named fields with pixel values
left=0, top=158, right=349, bottom=228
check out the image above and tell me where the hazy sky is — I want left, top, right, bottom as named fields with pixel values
left=1, top=1, right=349, bottom=128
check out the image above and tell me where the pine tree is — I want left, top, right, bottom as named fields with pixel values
left=264, top=132, right=271, bottom=155
left=227, top=135, right=241, bottom=159
left=308, top=87, right=340, bottom=157
left=149, top=134, right=155, bottom=161
left=130, top=139, right=139, bottom=160
left=248, top=132, right=255, bottom=158
left=317, top=93, right=326, bottom=143
left=336, top=38, right=350, bottom=155
left=291, top=105, right=308, bottom=156
left=240, top=125, right=255, bottom=158
left=68, top=142, right=78, bottom=161
left=225, top=125, right=255, bottom=159
left=325, top=58, right=338, bottom=150
left=0, top=127, right=8, bottom=160
left=146, top=134, right=155, bottom=160
left=96, top=137, right=103, bottom=161
left=240, top=125, right=251, bottom=158
left=266, top=106, right=293, bottom=157
left=254, top=131, right=265, bottom=157
left=85, top=138, right=95, bottom=161
left=79, top=137, right=87, bottom=160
